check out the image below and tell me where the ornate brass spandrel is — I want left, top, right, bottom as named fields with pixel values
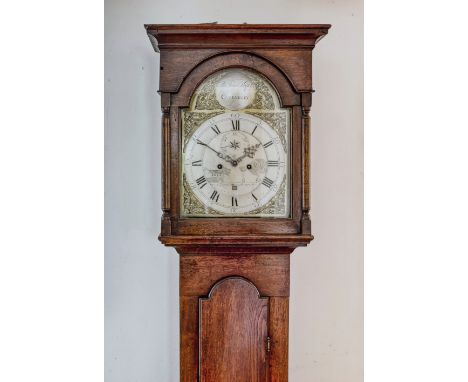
left=247, top=175, right=287, bottom=216
left=182, top=110, right=224, bottom=149
left=182, top=174, right=222, bottom=216
left=248, top=111, right=288, bottom=153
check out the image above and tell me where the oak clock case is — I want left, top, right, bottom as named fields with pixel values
left=145, top=24, right=330, bottom=382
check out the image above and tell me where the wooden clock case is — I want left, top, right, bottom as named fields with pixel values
left=145, top=24, right=330, bottom=382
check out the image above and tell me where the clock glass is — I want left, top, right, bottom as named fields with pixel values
left=181, top=68, right=290, bottom=218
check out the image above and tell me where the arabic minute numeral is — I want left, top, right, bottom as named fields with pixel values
left=262, top=177, right=274, bottom=188
left=263, top=140, right=273, bottom=149
left=196, top=176, right=207, bottom=189
left=231, top=119, right=240, bottom=131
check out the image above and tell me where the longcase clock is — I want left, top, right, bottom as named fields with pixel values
left=145, top=24, right=330, bottom=382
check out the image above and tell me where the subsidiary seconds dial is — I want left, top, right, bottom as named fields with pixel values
left=183, top=112, right=287, bottom=215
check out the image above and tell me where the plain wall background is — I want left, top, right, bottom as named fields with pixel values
left=105, top=0, right=363, bottom=381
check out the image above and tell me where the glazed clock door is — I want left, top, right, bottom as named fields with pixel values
left=199, top=277, right=269, bottom=382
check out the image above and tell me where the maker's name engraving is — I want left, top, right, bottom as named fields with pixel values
left=215, top=72, right=256, bottom=110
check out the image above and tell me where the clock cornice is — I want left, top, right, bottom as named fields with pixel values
left=145, top=23, right=331, bottom=52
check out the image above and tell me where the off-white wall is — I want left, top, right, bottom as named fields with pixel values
left=105, top=0, right=363, bottom=381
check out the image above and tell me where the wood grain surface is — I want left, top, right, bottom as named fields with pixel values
left=269, top=297, right=289, bottom=382
left=180, top=254, right=290, bottom=297
left=199, top=277, right=269, bottom=382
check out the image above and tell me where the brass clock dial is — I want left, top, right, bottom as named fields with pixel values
left=183, top=112, right=287, bottom=216
left=180, top=68, right=290, bottom=218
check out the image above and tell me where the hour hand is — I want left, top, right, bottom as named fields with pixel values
left=236, top=143, right=261, bottom=163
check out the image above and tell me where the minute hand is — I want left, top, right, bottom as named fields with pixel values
left=197, top=140, right=234, bottom=163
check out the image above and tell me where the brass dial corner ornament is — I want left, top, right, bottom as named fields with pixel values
left=181, top=68, right=291, bottom=218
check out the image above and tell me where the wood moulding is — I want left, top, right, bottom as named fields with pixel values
left=145, top=24, right=331, bottom=51
left=159, top=235, right=314, bottom=253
